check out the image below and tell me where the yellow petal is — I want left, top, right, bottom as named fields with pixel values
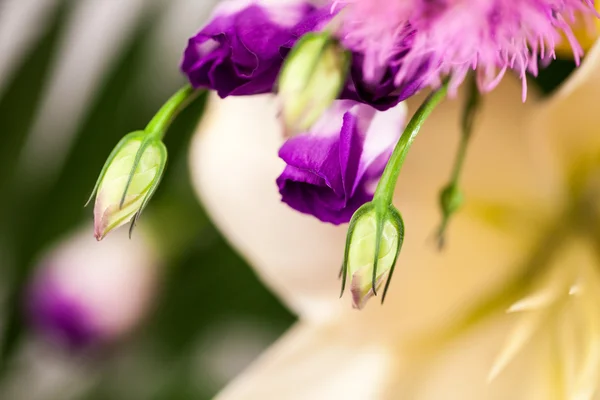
left=556, top=13, right=600, bottom=58
left=531, top=40, right=600, bottom=189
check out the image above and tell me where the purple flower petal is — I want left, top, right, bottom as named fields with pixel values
left=181, top=0, right=327, bottom=97
left=277, top=100, right=406, bottom=224
left=341, top=45, right=430, bottom=111
left=27, top=270, right=100, bottom=349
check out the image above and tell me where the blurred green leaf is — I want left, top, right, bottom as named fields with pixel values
left=0, top=4, right=169, bottom=370
left=0, top=1, right=70, bottom=200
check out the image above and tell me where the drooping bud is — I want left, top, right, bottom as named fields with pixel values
left=440, top=184, right=464, bottom=218
left=90, top=132, right=167, bottom=240
left=437, top=182, right=465, bottom=248
left=278, top=32, right=351, bottom=135
left=340, top=203, right=404, bottom=309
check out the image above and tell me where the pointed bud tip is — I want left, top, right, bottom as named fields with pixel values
left=94, top=223, right=106, bottom=241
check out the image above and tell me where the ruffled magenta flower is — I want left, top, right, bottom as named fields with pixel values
left=332, top=0, right=598, bottom=99
left=276, top=100, right=406, bottom=225
left=181, top=0, right=327, bottom=97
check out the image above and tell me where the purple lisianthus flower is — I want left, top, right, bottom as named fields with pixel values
left=276, top=100, right=406, bottom=225
left=181, top=0, right=328, bottom=97
left=341, top=49, right=429, bottom=111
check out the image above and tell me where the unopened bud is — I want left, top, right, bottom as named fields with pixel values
left=437, top=184, right=464, bottom=249
left=341, top=204, right=404, bottom=309
left=440, top=184, right=463, bottom=217
left=90, top=132, right=167, bottom=240
left=278, top=32, right=350, bottom=134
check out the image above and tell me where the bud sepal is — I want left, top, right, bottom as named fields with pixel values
left=340, top=202, right=405, bottom=309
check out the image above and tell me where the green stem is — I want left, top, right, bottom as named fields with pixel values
left=451, top=75, right=480, bottom=184
left=145, top=85, right=201, bottom=140
left=437, top=76, right=481, bottom=246
left=373, top=83, right=449, bottom=205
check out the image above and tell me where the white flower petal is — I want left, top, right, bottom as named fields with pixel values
left=360, top=102, right=406, bottom=173
left=190, top=94, right=347, bottom=321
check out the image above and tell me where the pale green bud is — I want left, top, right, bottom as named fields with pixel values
left=440, top=184, right=464, bottom=217
left=278, top=32, right=350, bottom=134
left=90, top=132, right=167, bottom=241
left=341, top=204, right=404, bottom=309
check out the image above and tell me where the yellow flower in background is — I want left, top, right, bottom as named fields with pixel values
left=190, top=40, right=600, bottom=399
left=556, top=5, right=600, bottom=57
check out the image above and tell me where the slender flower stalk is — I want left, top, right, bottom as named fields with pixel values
left=437, top=75, right=482, bottom=248
left=144, top=85, right=200, bottom=139
left=340, top=83, right=448, bottom=307
left=373, top=83, right=449, bottom=206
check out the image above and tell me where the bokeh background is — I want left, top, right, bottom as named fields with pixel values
left=0, top=0, right=576, bottom=399
left=0, top=1, right=294, bottom=399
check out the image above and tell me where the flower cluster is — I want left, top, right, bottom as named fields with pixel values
left=91, top=0, right=598, bottom=309
left=174, top=0, right=598, bottom=308
left=181, top=0, right=598, bottom=231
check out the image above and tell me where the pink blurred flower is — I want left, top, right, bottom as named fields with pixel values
left=333, top=0, right=598, bottom=99
left=27, top=228, right=159, bottom=349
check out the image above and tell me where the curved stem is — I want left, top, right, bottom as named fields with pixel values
left=145, top=85, right=201, bottom=140
left=437, top=75, right=481, bottom=247
left=373, top=83, right=449, bottom=205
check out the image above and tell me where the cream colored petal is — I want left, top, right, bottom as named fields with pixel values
left=531, top=40, right=600, bottom=185
left=216, top=298, right=555, bottom=400
left=190, top=94, right=347, bottom=321
left=220, top=238, right=600, bottom=400
left=383, top=315, right=554, bottom=400
left=216, top=321, right=396, bottom=400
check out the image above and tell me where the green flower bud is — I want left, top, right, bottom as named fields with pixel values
left=440, top=184, right=464, bottom=217
left=89, top=132, right=167, bottom=241
left=341, top=204, right=404, bottom=309
left=278, top=32, right=351, bottom=134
